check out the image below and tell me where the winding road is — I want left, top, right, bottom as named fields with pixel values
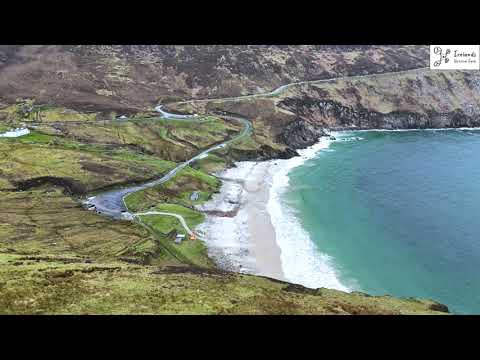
left=85, top=109, right=252, bottom=221
left=172, top=66, right=430, bottom=107
left=85, top=65, right=428, bottom=236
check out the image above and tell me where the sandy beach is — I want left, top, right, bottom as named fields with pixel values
left=242, top=162, right=285, bottom=280
left=195, top=137, right=331, bottom=281
left=196, top=160, right=285, bottom=280
left=196, top=135, right=351, bottom=290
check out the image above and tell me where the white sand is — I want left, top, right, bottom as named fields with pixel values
left=196, top=135, right=351, bottom=291
left=196, top=161, right=284, bottom=279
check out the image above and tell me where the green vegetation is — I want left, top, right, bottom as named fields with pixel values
left=193, top=153, right=228, bottom=173
left=0, top=102, right=99, bottom=123
left=0, top=254, right=448, bottom=314
left=124, top=165, right=221, bottom=212
left=9, top=131, right=54, bottom=144
left=0, top=130, right=176, bottom=193
left=142, top=203, right=205, bottom=231
left=166, top=166, right=220, bottom=189
left=26, top=115, right=241, bottom=163
left=123, top=169, right=216, bottom=269
left=0, top=189, right=153, bottom=262
left=134, top=203, right=211, bottom=268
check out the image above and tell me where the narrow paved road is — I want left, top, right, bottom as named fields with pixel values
left=134, top=211, right=195, bottom=237
left=85, top=110, right=251, bottom=220
left=171, top=66, right=430, bottom=107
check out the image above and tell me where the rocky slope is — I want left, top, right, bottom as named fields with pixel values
left=275, top=68, right=480, bottom=130
left=172, top=68, right=480, bottom=150
left=0, top=45, right=428, bottom=113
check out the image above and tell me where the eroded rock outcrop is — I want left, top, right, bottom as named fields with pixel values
left=279, top=98, right=480, bottom=130
left=278, top=119, right=328, bottom=148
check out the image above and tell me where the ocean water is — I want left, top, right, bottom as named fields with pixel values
left=283, top=129, right=480, bottom=314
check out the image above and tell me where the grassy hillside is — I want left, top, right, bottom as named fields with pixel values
left=0, top=256, right=448, bottom=315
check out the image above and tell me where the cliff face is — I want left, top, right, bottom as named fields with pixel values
left=275, top=69, right=480, bottom=130
left=0, top=45, right=428, bottom=112
left=278, top=119, right=327, bottom=148
left=279, top=99, right=480, bottom=130
left=176, top=68, right=480, bottom=150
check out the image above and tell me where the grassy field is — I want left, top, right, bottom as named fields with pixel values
left=123, top=171, right=217, bottom=269
left=0, top=189, right=153, bottom=262
left=31, top=115, right=242, bottom=162
left=0, top=103, right=100, bottom=123
left=0, top=130, right=177, bottom=193
left=192, top=153, right=229, bottom=174
left=124, top=165, right=221, bottom=212
left=0, top=254, right=448, bottom=314
left=142, top=204, right=205, bottom=231
left=135, top=203, right=211, bottom=268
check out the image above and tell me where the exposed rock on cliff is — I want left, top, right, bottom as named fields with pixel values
left=279, top=119, right=327, bottom=148
left=226, top=144, right=298, bottom=162
left=279, top=98, right=480, bottom=130
left=273, top=69, right=480, bottom=131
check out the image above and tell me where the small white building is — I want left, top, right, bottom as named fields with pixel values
left=121, top=211, right=134, bottom=221
left=0, top=128, right=30, bottom=138
left=175, top=234, right=186, bottom=244
left=190, top=191, right=199, bottom=201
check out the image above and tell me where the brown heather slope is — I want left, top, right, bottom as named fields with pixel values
left=0, top=45, right=428, bottom=113
left=172, top=68, right=480, bottom=149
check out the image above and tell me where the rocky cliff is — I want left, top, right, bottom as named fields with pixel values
left=173, top=68, right=480, bottom=151
left=275, top=69, right=480, bottom=130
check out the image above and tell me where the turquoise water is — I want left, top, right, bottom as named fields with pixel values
left=285, top=129, right=480, bottom=314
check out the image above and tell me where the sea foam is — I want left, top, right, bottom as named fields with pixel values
left=266, top=136, right=351, bottom=291
left=197, top=137, right=355, bottom=291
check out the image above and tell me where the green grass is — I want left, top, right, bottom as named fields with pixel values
left=136, top=204, right=204, bottom=235
left=0, top=130, right=177, bottom=192
left=124, top=164, right=220, bottom=212
left=0, top=189, right=154, bottom=262
left=26, top=115, right=239, bottom=163
left=0, top=131, right=55, bottom=144
left=164, top=167, right=220, bottom=189
left=0, top=104, right=99, bottom=123
left=0, top=251, right=449, bottom=314
left=134, top=204, right=210, bottom=267
left=154, top=203, right=205, bottom=228
left=193, top=153, right=228, bottom=173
